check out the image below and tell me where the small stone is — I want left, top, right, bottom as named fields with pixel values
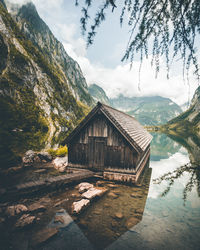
left=5, top=204, right=28, bottom=217
left=54, top=200, right=64, bottom=207
left=104, top=203, right=110, bottom=208
left=108, top=192, right=118, bottom=199
left=38, top=197, right=51, bottom=205
left=81, top=187, right=107, bottom=200
left=107, top=184, right=117, bottom=188
left=125, top=217, right=140, bottom=229
left=114, top=212, right=123, bottom=219
left=28, top=203, right=46, bottom=213
left=96, top=181, right=105, bottom=187
left=34, top=169, right=46, bottom=173
left=72, top=199, right=90, bottom=214
left=77, top=182, right=94, bottom=193
left=54, top=215, right=65, bottom=224
left=130, top=193, right=136, bottom=198
left=32, top=228, right=59, bottom=246
left=162, top=211, right=169, bottom=217
left=93, top=210, right=101, bottom=215
left=15, top=214, right=36, bottom=228
left=71, top=193, right=80, bottom=198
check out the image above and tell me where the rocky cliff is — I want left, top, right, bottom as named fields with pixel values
left=88, top=84, right=111, bottom=105
left=0, top=0, right=93, bottom=167
left=165, top=86, right=200, bottom=133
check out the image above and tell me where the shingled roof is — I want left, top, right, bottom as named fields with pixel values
left=66, top=102, right=152, bottom=153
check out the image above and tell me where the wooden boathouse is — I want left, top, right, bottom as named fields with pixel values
left=66, top=102, right=152, bottom=183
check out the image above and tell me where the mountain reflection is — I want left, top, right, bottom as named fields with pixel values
left=150, top=132, right=181, bottom=161
left=153, top=132, right=200, bottom=203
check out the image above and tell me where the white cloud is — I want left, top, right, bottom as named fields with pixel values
left=63, top=45, right=198, bottom=105
left=148, top=151, right=190, bottom=199
left=6, top=0, right=31, bottom=4
left=33, top=0, right=64, bottom=10
left=7, top=0, right=199, bottom=105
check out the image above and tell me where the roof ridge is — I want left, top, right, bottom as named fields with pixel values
left=100, top=102, right=138, bottom=121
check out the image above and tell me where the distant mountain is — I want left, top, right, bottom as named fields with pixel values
left=88, top=84, right=110, bottom=105
left=111, top=95, right=182, bottom=125
left=88, top=84, right=182, bottom=126
left=0, top=1, right=94, bottom=167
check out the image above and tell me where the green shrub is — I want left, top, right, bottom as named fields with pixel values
left=48, top=145, right=68, bottom=157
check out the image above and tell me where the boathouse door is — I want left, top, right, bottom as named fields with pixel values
left=88, top=137, right=106, bottom=170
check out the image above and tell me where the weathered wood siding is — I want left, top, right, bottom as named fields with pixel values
left=68, top=113, right=141, bottom=170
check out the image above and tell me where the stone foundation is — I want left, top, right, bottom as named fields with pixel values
left=103, top=172, right=136, bottom=183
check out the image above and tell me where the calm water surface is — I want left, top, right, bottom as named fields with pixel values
left=1, top=133, right=200, bottom=250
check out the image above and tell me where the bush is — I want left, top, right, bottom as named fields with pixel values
left=48, top=145, right=68, bottom=157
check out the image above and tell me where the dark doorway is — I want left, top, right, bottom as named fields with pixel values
left=88, top=137, right=106, bottom=170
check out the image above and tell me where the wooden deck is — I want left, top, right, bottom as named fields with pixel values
left=1, top=169, right=94, bottom=201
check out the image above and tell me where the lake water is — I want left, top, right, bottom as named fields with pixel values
left=1, top=133, right=200, bottom=250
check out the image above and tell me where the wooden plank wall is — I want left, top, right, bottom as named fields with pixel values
left=68, top=113, right=142, bottom=170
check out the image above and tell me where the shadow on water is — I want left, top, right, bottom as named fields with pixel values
left=75, top=167, right=152, bottom=250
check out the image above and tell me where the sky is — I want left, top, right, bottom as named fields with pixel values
left=7, top=0, right=200, bottom=106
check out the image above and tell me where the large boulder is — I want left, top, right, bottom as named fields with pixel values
left=52, top=156, right=68, bottom=172
left=72, top=199, right=90, bottom=214
left=22, top=150, right=40, bottom=166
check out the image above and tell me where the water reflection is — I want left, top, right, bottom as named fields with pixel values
left=106, top=133, right=200, bottom=250
left=153, top=162, right=200, bottom=203
left=153, top=132, right=200, bottom=204
left=1, top=132, right=200, bottom=250
left=150, top=133, right=181, bottom=161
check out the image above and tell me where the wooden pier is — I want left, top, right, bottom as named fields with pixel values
left=1, top=169, right=94, bottom=201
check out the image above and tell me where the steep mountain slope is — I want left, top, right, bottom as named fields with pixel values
left=88, top=84, right=111, bottom=105
left=88, top=83, right=182, bottom=125
left=6, top=1, right=93, bottom=105
left=0, top=1, right=93, bottom=167
left=165, top=86, right=200, bottom=133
